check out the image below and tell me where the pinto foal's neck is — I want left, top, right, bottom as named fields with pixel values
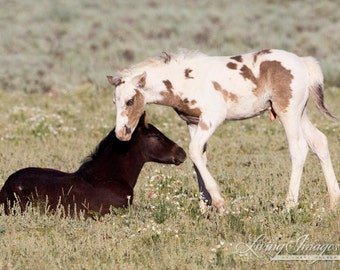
left=144, top=65, right=180, bottom=103
left=142, top=64, right=202, bottom=121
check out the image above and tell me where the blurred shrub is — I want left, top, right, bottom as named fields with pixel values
left=0, top=0, right=340, bottom=93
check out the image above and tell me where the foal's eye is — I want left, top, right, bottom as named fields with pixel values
left=126, top=98, right=134, bottom=106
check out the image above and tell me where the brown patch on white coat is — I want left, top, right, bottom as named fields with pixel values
left=226, top=62, right=237, bottom=70
left=226, top=49, right=287, bottom=120
left=253, top=49, right=272, bottom=64
left=161, top=80, right=201, bottom=125
left=184, top=68, right=194, bottom=79
left=230, top=55, right=243, bottom=63
left=255, top=61, right=293, bottom=113
left=212, top=81, right=239, bottom=103
left=240, top=65, right=257, bottom=85
left=239, top=60, right=293, bottom=117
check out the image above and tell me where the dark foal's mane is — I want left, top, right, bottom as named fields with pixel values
left=78, top=129, right=118, bottom=172
left=77, top=126, right=140, bottom=173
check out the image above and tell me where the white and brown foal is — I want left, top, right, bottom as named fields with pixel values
left=108, top=49, right=340, bottom=213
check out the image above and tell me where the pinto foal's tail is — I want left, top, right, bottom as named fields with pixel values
left=303, top=56, right=337, bottom=120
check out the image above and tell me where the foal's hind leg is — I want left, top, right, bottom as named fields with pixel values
left=193, top=146, right=211, bottom=202
left=193, top=144, right=213, bottom=213
left=279, top=115, right=309, bottom=209
left=301, top=112, right=340, bottom=208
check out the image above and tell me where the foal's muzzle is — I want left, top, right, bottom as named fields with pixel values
left=173, top=147, right=187, bottom=165
left=116, top=125, right=132, bottom=141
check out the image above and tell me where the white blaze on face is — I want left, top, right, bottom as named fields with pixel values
left=114, top=84, right=145, bottom=141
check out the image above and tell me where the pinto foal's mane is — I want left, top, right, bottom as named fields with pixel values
left=119, top=49, right=206, bottom=77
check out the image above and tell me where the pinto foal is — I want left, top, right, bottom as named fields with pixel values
left=0, top=113, right=186, bottom=217
left=108, top=49, right=340, bottom=213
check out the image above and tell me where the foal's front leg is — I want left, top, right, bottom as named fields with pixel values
left=188, top=125, right=212, bottom=212
left=188, top=121, right=225, bottom=213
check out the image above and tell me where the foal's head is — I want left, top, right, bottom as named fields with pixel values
left=107, top=72, right=148, bottom=141
left=80, top=112, right=186, bottom=172
left=133, top=112, right=186, bottom=165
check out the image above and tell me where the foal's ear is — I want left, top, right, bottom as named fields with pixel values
left=132, top=72, right=147, bottom=88
left=107, top=75, right=124, bottom=87
left=140, top=111, right=149, bottom=128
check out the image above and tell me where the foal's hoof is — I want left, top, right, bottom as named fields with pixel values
left=199, top=199, right=226, bottom=217
left=199, top=199, right=213, bottom=215
left=285, top=198, right=298, bottom=211
left=213, top=198, right=226, bottom=215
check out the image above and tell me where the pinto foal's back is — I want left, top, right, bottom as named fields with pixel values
left=0, top=113, right=186, bottom=217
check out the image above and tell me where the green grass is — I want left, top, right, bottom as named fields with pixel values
left=1, top=87, right=340, bottom=269
left=1, top=0, right=340, bottom=269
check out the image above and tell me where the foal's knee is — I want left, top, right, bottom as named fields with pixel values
left=189, top=143, right=202, bottom=162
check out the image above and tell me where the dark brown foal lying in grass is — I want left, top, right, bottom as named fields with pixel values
left=0, top=112, right=186, bottom=218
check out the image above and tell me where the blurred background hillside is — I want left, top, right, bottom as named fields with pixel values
left=1, top=0, right=339, bottom=93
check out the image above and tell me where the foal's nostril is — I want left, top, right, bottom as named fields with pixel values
left=125, top=125, right=131, bottom=135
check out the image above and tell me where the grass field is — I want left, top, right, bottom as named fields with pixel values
left=1, top=0, right=340, bottom=269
